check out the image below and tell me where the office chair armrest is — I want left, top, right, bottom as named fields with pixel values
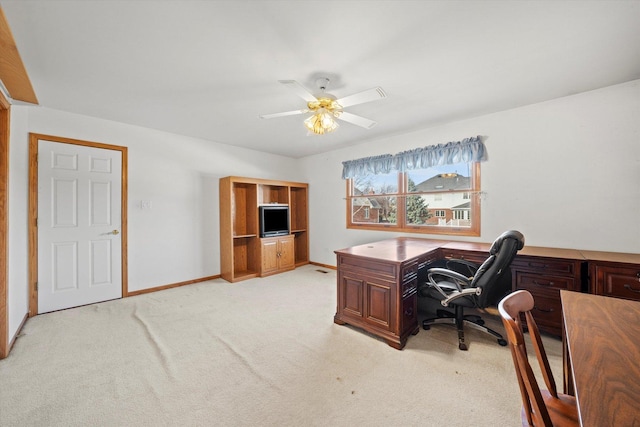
left=439, top=287, right=483, bottom=307
left=426, top=268, right=472, bottom=299
left=427, top=268, right=472, bottom=285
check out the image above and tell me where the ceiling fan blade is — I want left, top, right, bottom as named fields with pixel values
left=337, top=111, right=377, bottom=129
left=278, top=80, right=318, bottom=103
left=336, top=87, right=386, bottom=108
left=259, top=109, right=309, bottom=119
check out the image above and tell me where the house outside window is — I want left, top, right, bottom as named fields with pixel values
left=347, top=162, right=481, bottom=236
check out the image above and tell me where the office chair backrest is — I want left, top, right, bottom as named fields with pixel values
left=470, top=230, right=525, bottom=307
left=499, top=290, right=558, bottom=427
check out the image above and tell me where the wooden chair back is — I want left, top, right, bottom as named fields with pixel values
left=498, top=290, right=578, bottom=426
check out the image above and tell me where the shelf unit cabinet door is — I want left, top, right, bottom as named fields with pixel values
left=261, top=239, right=279, bottom=275
left=279, top=236, right=295, bottom=270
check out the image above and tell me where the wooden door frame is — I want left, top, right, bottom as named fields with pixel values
left=0, top=89, right=9, bottom=358
left=28, top=133, right=128, bottom=316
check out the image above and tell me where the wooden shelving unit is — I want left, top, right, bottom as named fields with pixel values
left=220, top=176, right=308, bottom=282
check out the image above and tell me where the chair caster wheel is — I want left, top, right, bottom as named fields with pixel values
left=498, top=339, right=507, bottom=346
left=459, top=343, right=468, bottom=351
left=422, top=324, right=431, bottom=330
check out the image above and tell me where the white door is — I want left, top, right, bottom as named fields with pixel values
left=38, top=140, right=122, bottom=313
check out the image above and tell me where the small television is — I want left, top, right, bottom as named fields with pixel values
left=259, top=205, right=290, bottom=237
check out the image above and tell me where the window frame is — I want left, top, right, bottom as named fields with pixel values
left=346, top=163, right=481, bottom=237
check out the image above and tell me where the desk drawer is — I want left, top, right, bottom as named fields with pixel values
left=338, top=254, right=397, bottom=279
left=441, top=250, right=486, bottom=265
left=401, top=293, right=417, bottom=334
left=402, top=260, right=419, bottom=282
left=512, top=257, right=576, bottom=275
left=402, top=278, right=417, bottom=297
left=523, top=289, right=563, bottom=336
left=516, top=272, right=574, bottom=291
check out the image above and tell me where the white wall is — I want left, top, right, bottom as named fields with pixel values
left=8, top=106, right=302, bottom=340
left=300, top=80, right=640, bottom=266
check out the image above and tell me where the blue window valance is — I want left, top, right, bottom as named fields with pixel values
left=341, top=136, right=486, bottom=179
left=341, top=154, right=394, bottom=179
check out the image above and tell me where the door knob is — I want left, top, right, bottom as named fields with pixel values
left=111, top=230, right=119, bottom=235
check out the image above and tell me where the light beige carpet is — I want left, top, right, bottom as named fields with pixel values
left=0, top=265, right=563, bottom=426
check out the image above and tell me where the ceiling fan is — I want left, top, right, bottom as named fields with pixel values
left=259, top=78, right=387, bottom=135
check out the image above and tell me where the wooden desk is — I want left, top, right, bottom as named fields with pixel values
left=334, top=238, right=445, bottom=349
left=561, top=290, right=640, bottom=426
left=334, top=237, right=638, bottom=349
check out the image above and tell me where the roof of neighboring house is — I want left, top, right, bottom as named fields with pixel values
left=452, top=202, right=471, bottom=210
left=352, top=197, right=372, bottom=207
left=353, top=187, right=383, bottom=208
left=415, top=173, right=470, bottom=191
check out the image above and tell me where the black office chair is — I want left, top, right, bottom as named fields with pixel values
left=419, top=230, right=525, bottom=350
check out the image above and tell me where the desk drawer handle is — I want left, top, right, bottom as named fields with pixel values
left=533, top=280, right=555, bottom=286
left=404, top=307, right=413, bottom=316
left=534, top=306, right=554, bottom=313
left=528, top=262, right=549, bottom=269
left=623, top=284, right=640, bottom=294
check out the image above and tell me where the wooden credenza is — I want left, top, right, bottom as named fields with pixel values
left=335, top=237, right=640, bottom=349
left=581, top=250, right=640, bottom=299
left=508, top=247, right=584, bottom=336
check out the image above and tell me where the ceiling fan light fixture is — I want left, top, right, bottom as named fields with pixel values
left=260, top=79, right=385, bottom=134
left=304, top=109, right=339, bottom=135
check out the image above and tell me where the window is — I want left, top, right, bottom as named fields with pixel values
left=347, top=162, right=481, bottom=236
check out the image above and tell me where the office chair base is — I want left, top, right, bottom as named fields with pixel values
left=435, top=309, right=484, bottom=326
left=422, top=316, right=508, bottom=350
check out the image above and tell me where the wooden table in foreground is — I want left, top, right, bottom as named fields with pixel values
left=561, top=290, right=640, bottom=426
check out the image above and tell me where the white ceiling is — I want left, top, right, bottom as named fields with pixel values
left=3, top=1, right=640, bottom=158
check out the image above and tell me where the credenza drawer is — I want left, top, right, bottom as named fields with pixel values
left=591, top=263, right=640, bottom=301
